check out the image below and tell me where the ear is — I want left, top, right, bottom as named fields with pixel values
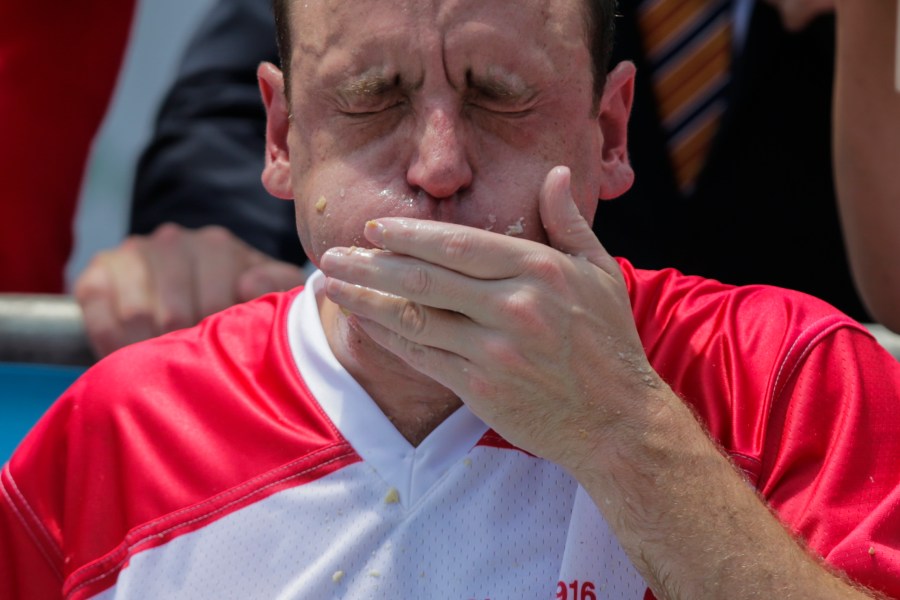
left=596, top=61, right=636, bottom=200
left=258, top=62, right=294, bottom=200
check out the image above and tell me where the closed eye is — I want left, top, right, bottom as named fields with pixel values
left=466, top=101, right=534, bottom=118
left=465, top=69, right=536, bottom=118
left=339, top=100, right=407, bottom=118
left=335, top=72, right=407, bottom=118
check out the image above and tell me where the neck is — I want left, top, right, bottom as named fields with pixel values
left=319, top=297, right=462, bottom=446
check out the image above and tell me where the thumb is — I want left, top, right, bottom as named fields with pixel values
left=237, top=260, right=307, bottom=302
left=539, top=166, right=617, bottom=272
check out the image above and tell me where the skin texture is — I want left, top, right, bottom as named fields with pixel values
left=258, top=0, right=634, bottom=441
left=74, top=224, right=304, bottom=357
left=259, top=1, right=887, bottom=598
left=264, top=0, right=629, bottom=265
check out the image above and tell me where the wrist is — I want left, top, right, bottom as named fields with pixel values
left=561, top=379, right=698, bottom=488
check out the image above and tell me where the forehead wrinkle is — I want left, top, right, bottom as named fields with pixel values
left=292, top=0, right=396, bottom=61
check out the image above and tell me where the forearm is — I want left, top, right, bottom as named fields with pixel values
left=570, top=386, right=881, bottom=599
left=832, top=0, right=900, bottom=331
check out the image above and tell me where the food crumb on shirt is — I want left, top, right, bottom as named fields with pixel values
left=369, top=570, right=381, bottom=578
left=332, top=570, right=345, bottom=583
left=463, top=458, right=472, bottom=468
left=505, top=217, right=525, bottom=236
left=315, top=196, right=327, bottom=213
left=384, top=487, right=400, bottom=504
left=869, top=546, right=877, bottom=557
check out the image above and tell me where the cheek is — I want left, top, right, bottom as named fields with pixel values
left=294, top=175, right=405, bottom=264
left=469, top=174, right=546, bottom=240
left=297, top=192, right=367, bottom=264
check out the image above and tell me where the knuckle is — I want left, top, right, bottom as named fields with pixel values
left=401, top=338, right=431, bottom=370
left=400, top=265, right=433, bottom=297
left=74, top=249, right=128, bottom=302
left=151, top=222, right=187, bottom=243
left=439, top=230, right=477, bottom=262
left=525, top=252, right=565, bottom=286
left=498, top=289, right=546, bottom=332
left=396, top=301, right=428, bottom=338
left=73, top=264, right=108, bottom=301
left=196, top=225, right=235, bottom=249
left=119, top=235, right=149, bottom=253
left=482, top=336, right=525, bottom=370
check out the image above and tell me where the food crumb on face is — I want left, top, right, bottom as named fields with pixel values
left=384, top=487, right=400, bottom=504
left=315, top=196, right=328, bottom=213
left=332, top=570, right=345, bottom=583
left=505, top=217, right=525, bottom=236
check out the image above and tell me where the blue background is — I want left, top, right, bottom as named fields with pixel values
left=1, top=364, right=84, bottom=462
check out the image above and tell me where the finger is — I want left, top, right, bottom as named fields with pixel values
left=103, top=240, right=160, bottom=346
left=189, top=226, right=244, bottom=317
left=346, top=312, right=475, bottom=397
left=320, top=246, right=497, bottom=315
left=236, top=258, right=306, bottom=302
left=140, top=224, right=199, bottom=333
left=323, top=276, right=476, bottom=357
left=74, top=256, right=127, bottom=358
left=360, top=218, right=541, bottom=280
left=538, top=166, right=619, bottom=276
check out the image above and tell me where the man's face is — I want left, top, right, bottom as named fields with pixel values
left=264, top=0, right=628, bottom=265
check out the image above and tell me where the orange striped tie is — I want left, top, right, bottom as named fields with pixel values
left=639, top=0, right=733, bottom=195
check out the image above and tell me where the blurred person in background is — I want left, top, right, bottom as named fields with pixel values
left=74, top=0, right=900, bottom=357
left=827, top=0, right=900, bottom=332
left=0, top=1, right=136, bottom=293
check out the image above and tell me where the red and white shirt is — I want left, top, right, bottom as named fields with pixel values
left=3, top=260, right=900, bottom=599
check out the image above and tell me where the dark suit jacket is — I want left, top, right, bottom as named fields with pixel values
left=132, top=0, right=868, bottom=321
left=598, top=4, right=866, bottom=319
left=130, top=0, right=304, bottom=266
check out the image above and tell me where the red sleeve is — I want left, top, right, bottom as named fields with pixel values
left=759, top=326, right=900, bottom=597
left=619, top=260, right=900, bottom=597
left=0, top=431, right=69, bottom=600
left=0, top=1, right=136, bottom=292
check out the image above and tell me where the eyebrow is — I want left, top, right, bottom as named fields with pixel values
left=333, top=69, right=534, bottom=103
left=336, top=73, right=403, bottom=98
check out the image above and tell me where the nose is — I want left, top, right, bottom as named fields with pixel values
left=406, top=107, right=473, bottom=200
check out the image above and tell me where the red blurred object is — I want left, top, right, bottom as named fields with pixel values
left=0, top=1, right=136, bottom=292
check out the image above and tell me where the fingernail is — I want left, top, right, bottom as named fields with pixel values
left=365, top=220, right=385, bottom=248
